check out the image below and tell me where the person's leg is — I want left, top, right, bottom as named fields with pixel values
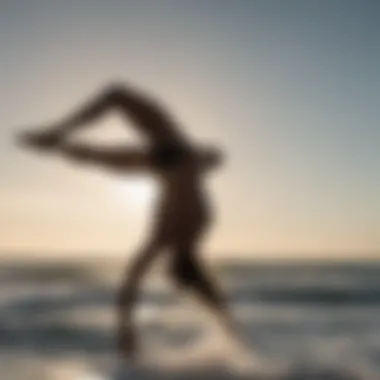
left=117, top=238, right=164, bottom=360
left=169, top=245, right=238, bottom=341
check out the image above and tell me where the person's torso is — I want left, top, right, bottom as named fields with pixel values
left=153, top=157, right=211, bottom=225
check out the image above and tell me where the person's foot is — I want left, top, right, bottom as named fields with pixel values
left=117, top=325, right=139, bottom=362
left=17, top=129, right=64, bottom=152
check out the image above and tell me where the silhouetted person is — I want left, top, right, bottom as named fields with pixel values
left=17, top=82, right=238, bottom=361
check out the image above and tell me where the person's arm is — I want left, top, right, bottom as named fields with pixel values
left=59, top=142, right=152, bottom=173
left=17, top=83, right=192, bottom=150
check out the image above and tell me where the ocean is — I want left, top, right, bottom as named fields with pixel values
left=1, top=258, right=379, bottom=379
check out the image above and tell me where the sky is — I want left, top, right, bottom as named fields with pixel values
left=0, top=0, right=379, bottom=259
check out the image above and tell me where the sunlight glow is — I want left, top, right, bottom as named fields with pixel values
left=111, top=177, right=157, bottom=207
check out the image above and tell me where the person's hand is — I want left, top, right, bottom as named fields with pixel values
left=17, top=129, right=63, bottom=152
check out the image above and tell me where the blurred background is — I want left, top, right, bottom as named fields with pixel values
left=0, top=1, right=379, bottom=379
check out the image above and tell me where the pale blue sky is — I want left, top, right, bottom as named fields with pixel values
left=0, top=1, right=379, bottom=257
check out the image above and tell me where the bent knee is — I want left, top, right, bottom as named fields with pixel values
left=169, top=257, right=199, bottom=288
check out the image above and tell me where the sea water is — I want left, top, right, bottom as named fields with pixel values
left=1, top=258, right=379, bottom=379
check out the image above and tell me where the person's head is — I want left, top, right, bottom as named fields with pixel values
left=150, top=142, right=189, bottom=169
left=149, top=142, right=224, bottom=172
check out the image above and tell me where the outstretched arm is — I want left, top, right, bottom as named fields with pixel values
left=58, top=142, right=153, bottom=173
left=19, top=83, right=192, bottom=150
